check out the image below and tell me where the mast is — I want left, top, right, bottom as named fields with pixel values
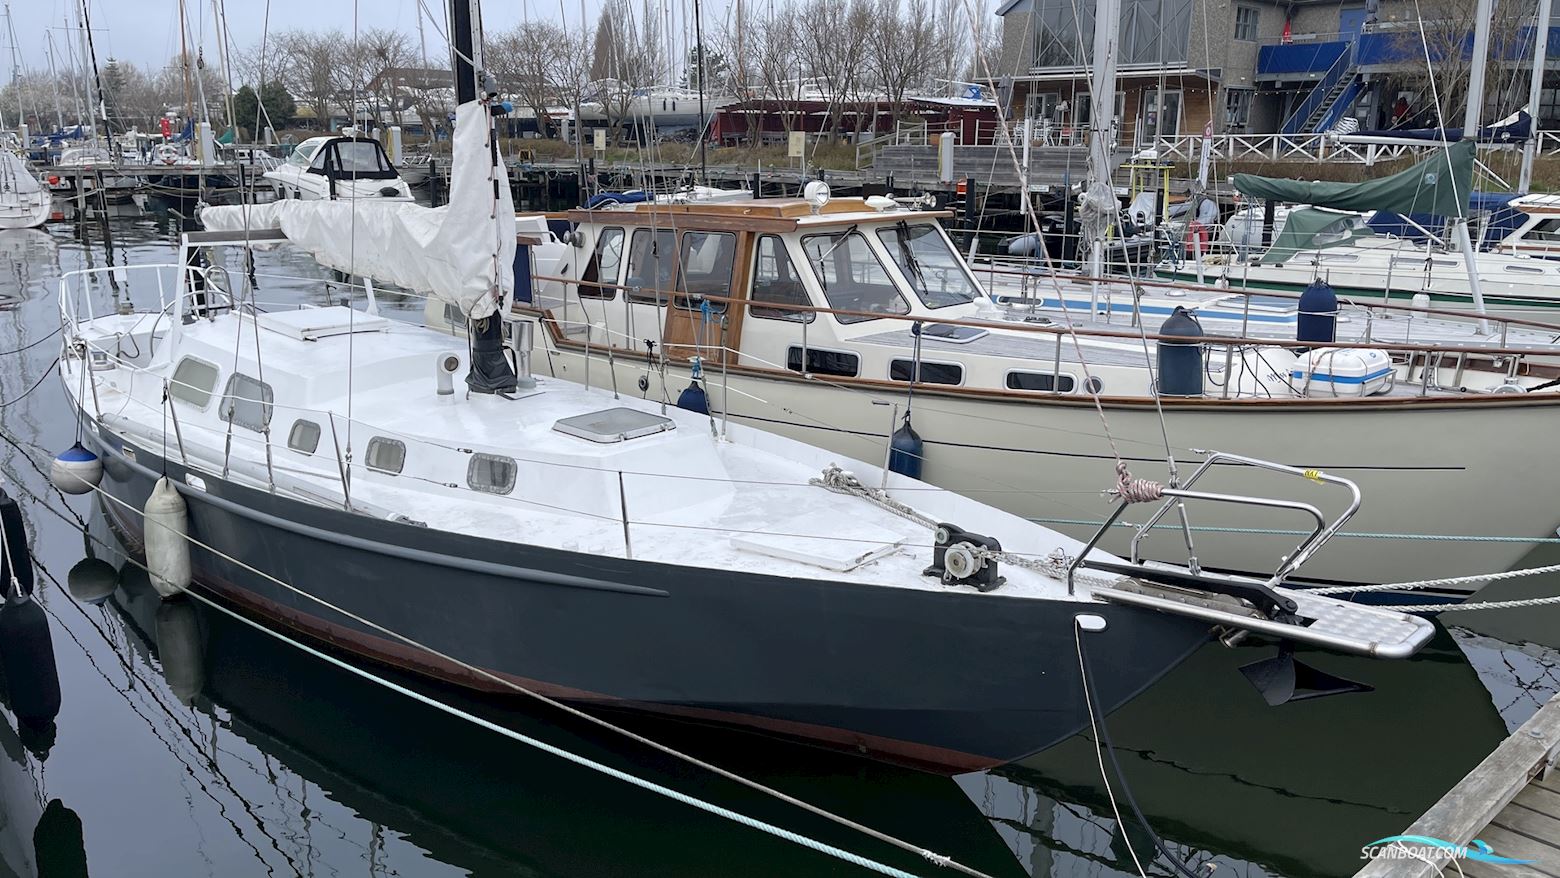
left=177, top=0, right=195, bottom=135
left=5, top=4, right=21, bottom=132
left=449, top=0, right=520, bottom=395
left=211, top=0, right=237, bottom=136
left=75, top=0, right=100, bottom=144
left=1520, top=0, right=1553, bottom=193
left=1081, top=0, right=1121, bottom=278
left=1455, top=0, right=1493, bottom=330
left=693, top=0, right=707, bottom=182
left=45, top=34, right=64, bottom=133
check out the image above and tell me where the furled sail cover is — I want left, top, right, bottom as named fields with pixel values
left=1233, top=139, right=1474, bottom=220
left=1350, top=110, right=1530, bottom=144
left=0, top=151, right=42, bottom=194
left=201, top=101, right=515, bottom=320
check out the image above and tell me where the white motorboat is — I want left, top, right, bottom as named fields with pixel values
left=0, top=151, right=50, bottom=229
left=263, top=134, right=414, bottom=202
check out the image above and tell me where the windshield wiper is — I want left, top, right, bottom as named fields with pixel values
left=894, top=221, right=927, bottom=292
left=811, top=224, right=859, bottom=291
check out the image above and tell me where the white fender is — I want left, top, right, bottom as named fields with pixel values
left=143, top=477, right=191, bottom=598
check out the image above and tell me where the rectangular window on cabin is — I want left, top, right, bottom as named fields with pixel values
left=675, top=231, right=736, bottom=313
left=365, top=437, right=407, bottom=475
left=785, top=347, right=859, bottom=377
left=625, top=228, right=677, bottom=305
left=799, top=231, right=909, bottom=324
left=749, top=235, right=815, bottom=322
left=287, top=419, right=322, bottom=455
left=218, top=373, right=274, bottom=432
left=467, top=453, right=517, bottom=495
left=170, top=356, right=220, bottom=408
left=889, top=359, right=964, bottom=385
left=1233, top=6, right=1260, bottom=41
left=580, top=227, right=623, bottom=298
left=1006, top=370, right=1076, bottom=392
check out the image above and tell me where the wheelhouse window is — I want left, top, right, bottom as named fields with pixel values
left=218, top=373, right=274, bottom=432
left=580, top=227, right=624, bottom=298
left=889, top=359, right=964, bottom=385
left=308, top=139, right=396, bottom=179
left=286, top=140, right=323, bottom=167
left=786, top=347, right=859, bottom=377
left=675, top=231, right=736, bottom=313
left=169, top=356, right=220, bottom=408
left=875, top=223, right=982, bottom=309
left=365, top=437, right=406, bottom=474
left=287, top=419, right=321, bottom=454
left=750, top=234, right=814, bottom=322
left=799, top=230, right=909, bottom=324
left=467, top=453, right=518, bottom=495
left=625, top=228, right=677, bottom=304
left=1523, top=218, right=1560, bottom=243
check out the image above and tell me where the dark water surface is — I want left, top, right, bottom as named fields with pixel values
left=0, top=199, right=1557, bottom=878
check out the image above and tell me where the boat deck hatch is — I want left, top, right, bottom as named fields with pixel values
left=552, top=408, right=676, bottom=443
left=257, top=306, right=390, bottom=341
left=919, top=323, right=989, bottom=343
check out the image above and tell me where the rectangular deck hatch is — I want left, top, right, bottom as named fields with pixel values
left=552, top=407, right=676, bottom=443
left=258, top=306, right=390, bottom=341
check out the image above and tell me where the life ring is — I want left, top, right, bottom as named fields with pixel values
left=155, top=144, right=180, bottom=165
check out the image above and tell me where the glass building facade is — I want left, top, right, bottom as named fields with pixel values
left=1031, top=0, right=1194, bottom=68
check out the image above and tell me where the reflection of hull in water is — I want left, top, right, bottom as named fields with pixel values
left=103, top=540, right=1029, bottom=878
left=0, top=712, right=40, bottom=878
left=988, top=632, right=1507, bottom=878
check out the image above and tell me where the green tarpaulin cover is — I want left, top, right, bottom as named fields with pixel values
left=1233, top=139, right=1475, bottom=219
left=217, top=126, right=237, bottom=144
left=1259, top=207, right=1376, bottom=265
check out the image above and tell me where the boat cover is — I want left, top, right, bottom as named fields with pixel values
left=1258, top=207, right=1375, bottom=265
left=0, top=151, right=42, bottom=194
left=200, top=100, right=515, bottom=320
left=1233, top=139, right=1474, bottom=219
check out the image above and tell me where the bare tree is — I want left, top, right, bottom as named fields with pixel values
left=867, top=0, right=937, bottom=122
left=550, top=26, right=596, bottom=148
left=488, top=21, right=565, bottom=138
left=591, top=0, right=657, bottom=143
left=272, top=30, right=347, bottom=128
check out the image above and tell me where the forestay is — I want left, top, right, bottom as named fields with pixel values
left=201, top=100, right=516, bottom=320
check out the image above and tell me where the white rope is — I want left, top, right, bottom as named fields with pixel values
left=1308, top=560, right=1560, bottom=596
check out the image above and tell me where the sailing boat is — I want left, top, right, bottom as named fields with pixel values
left=0, top=149, right=49, bottom=229
left=55, top=0, right=1429, bottom=772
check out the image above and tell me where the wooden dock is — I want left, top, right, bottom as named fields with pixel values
left=1355, top=693, right=1560, bottom=878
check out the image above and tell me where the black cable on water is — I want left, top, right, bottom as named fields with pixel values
left=1077, top=630, right=1211, bottom=878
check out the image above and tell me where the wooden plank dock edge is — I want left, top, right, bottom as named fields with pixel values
left=1355, top=693, right=1560, bottom=878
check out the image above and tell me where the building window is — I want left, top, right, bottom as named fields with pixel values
left=287, top=419, right=321, bottom=455
left=218, top=373, right=274, bottom=432
left=580, top=227, right=623, bottom=299
left=785, top=347, right=859, bottom=377
left=1225, top=87, right=1254, bottom=131
left=1234, top=6, right=1260, bottom=41
left=750, top=235, right=815, bottom=322
left=169, top=356, right=220, bottom=408
left=467, top=453, right=517, bottom=495
left=889, top=359, right=964, bottom=385
left=365, top=437, right=406, bottom=475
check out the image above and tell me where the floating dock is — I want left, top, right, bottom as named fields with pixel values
left=1355, top=693, right=1560, bottom=878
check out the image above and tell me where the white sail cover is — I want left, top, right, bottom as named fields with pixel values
left=201, top=101, right=516, bottom=320
left=0, top=152, right=43, bottom=195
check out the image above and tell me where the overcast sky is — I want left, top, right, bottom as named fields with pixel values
left=10, top=0, right=617, bottom=73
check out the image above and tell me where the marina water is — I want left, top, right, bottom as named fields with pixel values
left=1, top=199, right=1557, bottom=877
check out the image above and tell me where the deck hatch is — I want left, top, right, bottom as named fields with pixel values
left=552, top=408, right=676, bottom=443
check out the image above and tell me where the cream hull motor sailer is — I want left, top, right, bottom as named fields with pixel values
left=0, top=151, right=50, bottom=229
left=58, top=88, right=1430, bottom=771
left=504, top=185, right=1560, bottom=596
left=264, top=135, right=414, bottom=202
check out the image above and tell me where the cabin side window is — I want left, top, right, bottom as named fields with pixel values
left=365, top=437, right=406, bottom=475
left=467, top=453, right=518, bottom=495
left=1523, top=217, right=1560, bottom=243
left=749, top=235, right=815, bottom=322
left=799, top=231, right=909, bottom=324
left=218, top=373, right=274, bottom=432
left=625, top=228, right=677, bottom=304
left=785, top=347, right=859, bottom=377
left=580, top=227, right=624, bottom=299
left=287, top=419, right=322, bottom=454
left=1006, top=370, right=1076, bottom=392
left=675, top=231, right=736, bottom=313
left=169, top=356, right=220, bottom=408
left=889, top=359, right=964, bottom=385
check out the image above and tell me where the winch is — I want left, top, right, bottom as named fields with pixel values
left=924, top=523, right=1005, bottom=592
